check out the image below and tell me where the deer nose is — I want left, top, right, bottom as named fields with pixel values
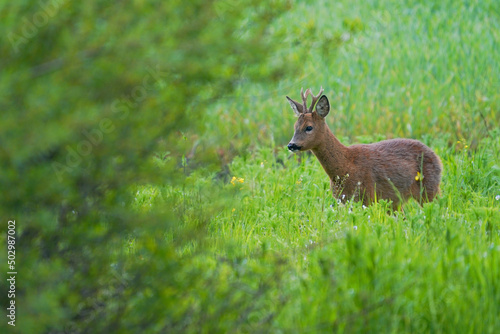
left=287, top=143, right=301, bottom=151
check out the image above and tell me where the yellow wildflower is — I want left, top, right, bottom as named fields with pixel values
left=231, top=176, right=244, bottom=185
left=415, top=171, right=423, bottom=181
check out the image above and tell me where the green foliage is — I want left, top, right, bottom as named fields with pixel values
left=0, top=0, right=294, bottom=332
left=0, top=0, right=499, bottom=333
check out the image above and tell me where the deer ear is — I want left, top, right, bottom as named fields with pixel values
left=315, top=95, right=330, bottom=118
left=286, top=96, right=303, bottom=116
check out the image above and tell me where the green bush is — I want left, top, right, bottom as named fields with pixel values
left=0, top=1, right=295, bottom=332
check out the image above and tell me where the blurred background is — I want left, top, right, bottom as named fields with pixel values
left=0, top=0, right=499, bottom=332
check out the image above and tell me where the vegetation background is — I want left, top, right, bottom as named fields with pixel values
left=1, top=0, right=499, bottom=332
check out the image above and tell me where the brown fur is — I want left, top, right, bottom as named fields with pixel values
left=287, top=89, right=442, bottom=211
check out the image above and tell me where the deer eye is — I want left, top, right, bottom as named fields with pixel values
left=305, top=126, right=313, bottom=132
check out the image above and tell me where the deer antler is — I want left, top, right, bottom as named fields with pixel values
left=301, top=87, right=311, bottom=113
left=308, top=86, right=324, bottom=113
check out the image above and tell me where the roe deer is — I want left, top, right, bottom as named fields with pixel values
left=286, top=87, right=442, bottom=211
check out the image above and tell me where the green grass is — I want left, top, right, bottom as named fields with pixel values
left=197, top=0, right=499, bottom=157
left=132, top=0, right=500, bottom=332
left=134, top=134, right=499, bottom=332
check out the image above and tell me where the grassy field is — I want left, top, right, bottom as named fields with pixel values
left=198, top=0, right=500, bottom=156
left=131, top=0, right=500, bottom=332
left=136, top=137, right=499, bottom=332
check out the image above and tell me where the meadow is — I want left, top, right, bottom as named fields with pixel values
left=135, top=0, right=500, bottom=331
left=1, top=0, right=499, bottom=332
left=139, top=137, right=499, bottom=332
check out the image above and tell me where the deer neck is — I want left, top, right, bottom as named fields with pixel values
left=311, top=128, right=350, bottom=181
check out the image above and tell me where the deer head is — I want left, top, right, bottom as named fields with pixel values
left=286, top=87, right=330, bottom=152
